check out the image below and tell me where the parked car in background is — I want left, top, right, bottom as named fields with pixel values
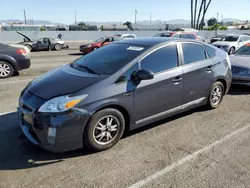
left=17, top=32, right=66, bottom=51
left=79, top=36, right=123, bottom=54
left=212, top=34, right=250, bottom=54
left=18, top=37, right=232, bottom=153
left=0, top=42, right=30, bottom=78
left=115, top=34, right=137, bottom=39
left=153, top=31, right=201, bottom=41
left=210, top=34, right=229, bottom=43
left=230, top=43, right=250, bottom=86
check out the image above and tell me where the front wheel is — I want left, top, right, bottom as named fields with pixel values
left=207, top=81, right=224, bottom=109
left=228, top=47, right=235, bottom=55
left=84, top=109, right=125, bottom=151
left=54, top=44, right=62, bottom=51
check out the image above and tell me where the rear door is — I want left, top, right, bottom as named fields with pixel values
left=180, top=42, right=215, bottom=104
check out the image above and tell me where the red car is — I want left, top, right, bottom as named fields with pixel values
left=154, top=31, right=200, bottom=41
left=79, top=36, right=123, bottom=54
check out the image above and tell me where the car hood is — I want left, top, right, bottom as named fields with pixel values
left=230, top=55, right=250, bottom=68
left=27, top=64, right=105, bottom=100
left=212, top=41, right=236, bottom=46
left=16, top=31, right=32, bottom=42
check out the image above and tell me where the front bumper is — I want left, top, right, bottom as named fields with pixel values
left=79, top=46, right=92, bottom=54
left=232, top=74, right=250, bottom=86
left=18, top=107, right=91, bottom=153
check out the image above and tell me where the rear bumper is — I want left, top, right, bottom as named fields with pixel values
left=15, top=56, right=31, bottom=71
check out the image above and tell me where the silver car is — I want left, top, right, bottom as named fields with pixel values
left=230, top=43, right=250, bottom=86
left=212, top=34, right=250, bottom=55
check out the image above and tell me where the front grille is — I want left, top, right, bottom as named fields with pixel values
left=232, top=66, right=248, bottom=74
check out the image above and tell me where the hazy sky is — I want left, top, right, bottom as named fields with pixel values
left=1, top=0, right=250, bottom=24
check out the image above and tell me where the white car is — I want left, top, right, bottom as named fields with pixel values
left=212, top=34, right=250, bottom=54
left=116, top=34, right=137, bottom=39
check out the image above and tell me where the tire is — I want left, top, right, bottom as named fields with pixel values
left=54, top=43, right=62, bottom=51
left=0, top=61, right=14, bottom=78
left=228, top=47, right=235, bottom=55
left=92, top=47, right=99, bottom=51
left=25, top=45, right=32, bottom=52
left=207, top=81, right=224, bottom=109
left=84, top=108, right=125, bottom=151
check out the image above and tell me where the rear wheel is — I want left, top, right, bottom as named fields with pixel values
left=0, top=61, right=14, bottom=78
left=84, top=108, right=125, bottom=151
left=207, top=81, right=224, bottom=109
left=54, top=43, right=62, bottom=51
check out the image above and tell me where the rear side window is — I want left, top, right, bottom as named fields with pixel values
left=181, top=34, right=190, bottom=39
left=188, top=34, right=196, bottom=39
left=182, top=43, right=206, bottom=65
left=172, top=34, right=181, bottom=38
left=203, top=44, right=216, bottom=58
left=140, top=44, right=178, bottom=73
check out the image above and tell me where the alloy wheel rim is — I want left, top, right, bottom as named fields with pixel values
left=93, top=115, right=120, bottom=145
left=0, top=64, right=11, bottom=77
left=55, top=44, right=60, bottom=50
left=211, top=86, right=222, bottom=105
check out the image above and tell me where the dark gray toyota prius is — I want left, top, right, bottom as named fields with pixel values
left=18, top=38, right=232, bottom=152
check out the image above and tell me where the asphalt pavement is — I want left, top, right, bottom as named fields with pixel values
left=0, top=47, right=250, bottom=188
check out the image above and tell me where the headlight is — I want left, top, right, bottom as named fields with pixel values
left=38, top=94, right=88, bottom=113
left=247, top=69, right=250, bottom=75
left=86, top=44, right=91, bottom=48
left=240, top=69, right=248, bottom=74
left=222, top=45, right=230, bottom=49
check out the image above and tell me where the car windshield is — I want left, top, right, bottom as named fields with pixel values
left=71, top=43, right=148, bottom=75
left=94, top=37, right=105, bottom=42
left=235, top=44, right=250, bottom=55
left=221, top=36, right=239, bottom=42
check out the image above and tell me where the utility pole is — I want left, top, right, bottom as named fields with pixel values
left=23, top=9, right=27, bottom=25
left=134, top=10, right=138, bottom=25
left=216, top=12, right=219, bottom=35
left=221, top=14, right=223, bottom=25
left=74, top=10, right=77, bottom=25
left=216, top=12, right=219, bottom=23
left=150, top=12, right=152, bottom=25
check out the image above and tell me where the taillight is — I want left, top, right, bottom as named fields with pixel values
left=16, top=49, right=27, bottom=55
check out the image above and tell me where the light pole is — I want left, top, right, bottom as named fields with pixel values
left=23, top=9, right=27, bottom=25
left=134, top=10, right=138, bottom=25
left=74, top=10, right=77, bottom=25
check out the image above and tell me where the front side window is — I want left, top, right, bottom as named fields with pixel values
left=72, top=43, right=148, bottom=76
left=188, top=34, right=196, bottom=39
left=182, top=43, right=206, bottom=65
left=140, top=44, right=178, bottom=73
left=221, top=36, right=239, bottom=42
left=235, top=44, right=250, bottom=55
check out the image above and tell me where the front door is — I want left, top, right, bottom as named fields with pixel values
left=180, top=42, right=215, bottom=105
left=133, top=44, right=183, bottom=126
left=37, top=38, right=49, bottom=50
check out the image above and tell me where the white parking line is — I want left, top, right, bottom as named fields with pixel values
left=0, top=111, right=16, bottom=116
left=0, top=79, right=33, bottom=85
left=128, top=123, right=250, bottom=188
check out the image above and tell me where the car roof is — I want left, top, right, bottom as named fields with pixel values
left=115, top=37, right=194, bottom=47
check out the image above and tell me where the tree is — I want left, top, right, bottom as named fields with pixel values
left=78, top=22, right=86, bottom=27
left=207, top=18, right=217, bottom=26
left=193, top=0, right=198, bottom=28
left=191, top=0, right=194, bottom=28
left=196, top=0, right=204, bottom=29
left=123, top=21, right=134, bottom=31
left=200, top=0, right=212, bottom=29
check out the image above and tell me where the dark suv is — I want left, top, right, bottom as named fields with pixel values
left=18, top=38, right=232, bottom=152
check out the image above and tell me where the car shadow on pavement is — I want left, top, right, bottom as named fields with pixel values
left=0, top=112, right=94, bottom=171
left=228, top=85, right=250, bottom=95
left=68, top=53, right=84, bottom=56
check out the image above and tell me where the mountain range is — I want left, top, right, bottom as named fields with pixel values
left=0, top=18, right=243, bottom=26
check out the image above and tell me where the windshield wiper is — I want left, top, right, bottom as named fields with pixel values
left=78, top=65, right=101, bottom=75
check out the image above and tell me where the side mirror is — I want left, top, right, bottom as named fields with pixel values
left=135, top=69, right=154, bottom=80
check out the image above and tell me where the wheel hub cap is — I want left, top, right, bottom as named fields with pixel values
left=0, top=64, right=11, bottom=77
left=93, top=115, right=119, bottom=145
left=211, top=86, right=222, bottom=105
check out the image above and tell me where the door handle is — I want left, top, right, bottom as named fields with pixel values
left=206, top=66, right=213, bottom=72
left=173, top=76, right=182, bottom=84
